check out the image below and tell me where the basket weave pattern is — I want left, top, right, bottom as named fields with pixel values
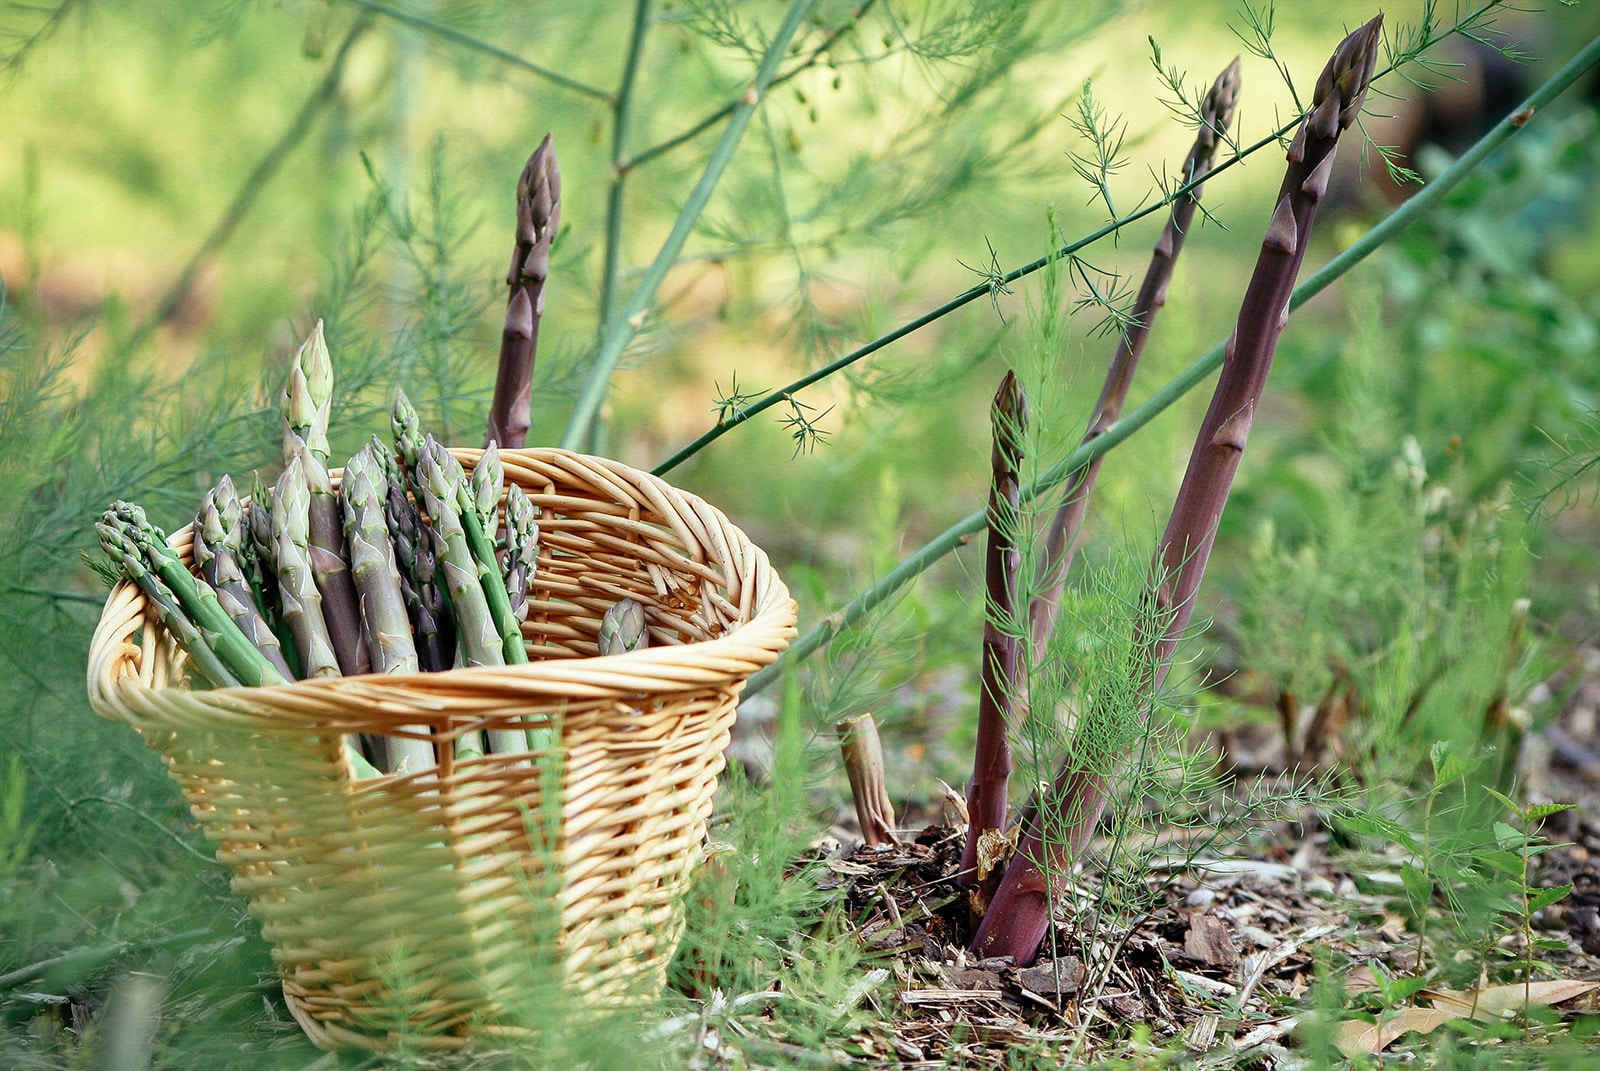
left=87, top=449, right=796, bottom=1051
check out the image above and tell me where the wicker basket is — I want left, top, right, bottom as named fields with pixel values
left=86, top=448, right=796, bottom=1052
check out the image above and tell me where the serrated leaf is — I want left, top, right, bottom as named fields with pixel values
left=1528, top=883, right=1574, bottom=913
left=1492, top=822, right=1524, bottom=846
left=1535, top=937, right=1571, bottom=951
left=1525, top=802, right=1575, bottom=821
left=1478, top=849, right=1526, bottom=875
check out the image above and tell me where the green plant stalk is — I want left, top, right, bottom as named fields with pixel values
left=245, top=476, right=300, bottom=677
left=273, top=456, right=342, bottom=679
left=102, top=505, right=292, bottom=689
left=597, top=0, right=653, bottom=332
left=340, top=0, right=614, bottom=103
left=959, top=370, right=1027, bottom=900
left=98, top=520, right=242, bottom=689
left=194, top=478, right=295, bottom=680
left=742, top=28, right=1600, bottom=698
left=623, top=0, right=877, bottom=173
left=560, top=0, right=818, bottom=449
left=502, top=483, right=539, bottom=627
left=392, top=389, right=426, bottom=473
left=1030, top=57, right=1241, bottom=654
left=973, top=15, right=1384, bottom=965
left=459, top=444, right=528, bottom=668
left=648, top=7, right=1549, bottom=479
left=487, top=134, right=560, bottom=451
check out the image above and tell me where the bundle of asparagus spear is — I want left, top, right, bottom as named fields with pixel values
left=96, top=321, right=649, bottom=777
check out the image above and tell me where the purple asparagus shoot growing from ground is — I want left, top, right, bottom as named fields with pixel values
left=960, top=370, right=1028, bottom=906
left=972, top=15, right=1383, bottom=965
left=487, top=134, right=560, bottom=451
left=839, top=712, right=899, bottom=848
left=1030, top=56, right=1241, bottom=654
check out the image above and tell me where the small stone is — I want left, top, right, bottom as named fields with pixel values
left=1186, top=886, right=1217, bottom=908
left=1016, top=956, right=1083, bottom=998
left=1305, top=876, right=1335, bottom=897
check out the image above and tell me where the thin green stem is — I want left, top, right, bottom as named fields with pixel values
left=598, top=0, right=654, bottom=333
left=340, top=0, right=614, bottom=103
left=649, top=14, right=1565, bottom=477
left=743, top=29, right=1600, bottom=696
left=124, top=19, right=370, bottom=352
left=624, top=0, right=877, bottom=173
left=561, top=0, right=819, bottom=450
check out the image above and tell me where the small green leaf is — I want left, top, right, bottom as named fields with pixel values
left=1400, top=861, right=1432, bottom=907
left=1528, top=883, right=1574, bottom=913
left=1525, top=802, right=1575, bottom=821
left=1492, top=822, right=1523, bottom=846
left=1484, top=787, right=1521, bottom=818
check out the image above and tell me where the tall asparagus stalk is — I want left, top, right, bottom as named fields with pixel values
left=1029, top=57, right=1241, bottom=654
left=959, top=371, right=1028, bottom=903
left=971, top=16, right=1383, bottom=964
left=194, top=477, right=295, bottom=681
left=487, top=134, right=560, bottom=451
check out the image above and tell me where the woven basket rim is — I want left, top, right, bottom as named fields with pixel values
left=87, top=447, right=797, bottom=730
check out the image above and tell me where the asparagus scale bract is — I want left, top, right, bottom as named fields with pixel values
left=598, top=597, right=647, bottom=656
left=972, top=15, right=1383, bottom=965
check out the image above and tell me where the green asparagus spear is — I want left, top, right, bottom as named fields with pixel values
left=417, top=436, right=527, bottom=756
left=451, top=442, right=528, bottom=667
left=342, top=444, right=435, bottom=774
left=281, top=319, right=334, bottom=467
left=391, top=389, right=425, bottom=476
left=195, top=478, right=295, bottom=680
left=98, top=519, right=242, bottom=689
left=244, top=473, right=301, bottom=678
left=416, top=437, right=504, bottom=669
left=598, top=597, right=647, bottom=656
left=502, top=483, right=539, bottom=626
left=102, top=504, right=291, bottom=688
left=289, top=438, right=369, bottom=676
left=272, top=456, right=342, bottom=679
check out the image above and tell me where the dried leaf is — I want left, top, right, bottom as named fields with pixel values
left=1422, top=979, right=1600, bottom=1020
left=1334, top=1007, right=1456, bottom=1056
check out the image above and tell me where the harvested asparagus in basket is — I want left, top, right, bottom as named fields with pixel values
left=195, top=477, right=296, bottom=681
left=283, top=329, right=367, bottom=677
left=101, top=503, right=292, bottom=688
left=502, top=483, right=539, bottom=627
left=342, top=443, right=436, bottom=774
left=598, top=597, right=648, bottom=655
left=273, top=455, right=342, bottom=679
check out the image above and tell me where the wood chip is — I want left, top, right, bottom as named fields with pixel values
left=1185, top=912, right=1241, bottom=967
